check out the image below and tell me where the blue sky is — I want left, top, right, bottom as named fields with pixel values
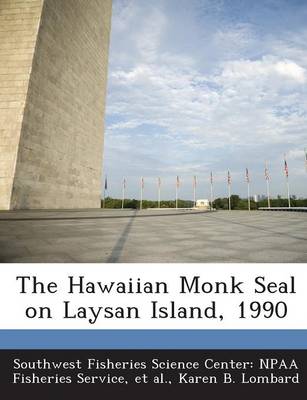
left=104, top=0, right=307, bottom=201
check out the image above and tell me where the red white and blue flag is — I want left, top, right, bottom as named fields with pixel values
left=193, top=175, right=197, bottom=188
left=284, top=155, right=289, bottom=178
left=264, top=162, right=270, bottom=181
left=227, top=170, right=231, bottom=185
left=245, top=168, right=250, bottom=183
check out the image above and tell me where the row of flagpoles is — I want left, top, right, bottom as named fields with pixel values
left=103, top=151, right=307, bottom=210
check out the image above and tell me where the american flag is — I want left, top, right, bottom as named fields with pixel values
left=245, top=168, right=250, bottom=183
left=264, top=162, right=270, bottom=181
left=305, top=148, right=307, bottom=171
left=176, top=176, right=180, bottom=188
left=227, top=170, right=231, bottom=185
left=104, top=176, right=108, bottom=190
left=158, top=177, right=161, bottom=188
left=210, top=171, right=213, bottom=184
left=284, top=155, right=289, bottom=178
left=141, top=177, right=144, bottom=189
left=193, top=175, right=197, bottom=188
left=123, top=178, right=126, bottom=188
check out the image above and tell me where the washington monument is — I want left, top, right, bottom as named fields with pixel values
left=0, top=0, right=112, bottom=209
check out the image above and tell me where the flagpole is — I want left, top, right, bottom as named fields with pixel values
left=247, top=181, right=250, bottom=211
left=286, top=177, right=290, bottom=208
left=176, top=176, right=179, bottom=209
left=265, top=161, right=271, bottom=208
left=210, top=172, right=213, bottom=210
left=121, top=179, right=125, bottom=209
left=266, top=179, right=271, bottom=208
left=140, top=177, right=143, bottom=210
left=158, top=178, right=161, bottom=209
left=245, top=168, right=251, bottom=211
left=193, top=176, right=196, bottom=207
left=284, top=154, right=290, bottom=208
left=227, top=170, right=231, bottom=211
left=245, top=168, right=250, bottom=211
left=103, top=176, right=107, bottom=209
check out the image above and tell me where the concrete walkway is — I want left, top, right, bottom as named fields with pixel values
left=0, top=209, right=307, bottom=262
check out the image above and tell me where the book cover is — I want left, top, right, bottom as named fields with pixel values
left=0, top=0, right=306, bottom=398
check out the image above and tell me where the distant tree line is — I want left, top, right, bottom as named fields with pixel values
left=102, top=197, right=193, bottom=209
left=214, top=195, right=307, bottom=210
left=214, top=195, right=256, bottom=210
left=102, top=195, right=307, bottom=210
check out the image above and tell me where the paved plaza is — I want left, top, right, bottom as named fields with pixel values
left=0, top=209, right=307, bottom=263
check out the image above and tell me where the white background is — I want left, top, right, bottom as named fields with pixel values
left=0, top=263, right=306, bottom=329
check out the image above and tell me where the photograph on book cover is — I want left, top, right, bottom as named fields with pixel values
left=0, top=0, right=306, bottom=396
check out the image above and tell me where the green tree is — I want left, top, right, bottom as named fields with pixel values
left=230, top=195, right=240, bottom=209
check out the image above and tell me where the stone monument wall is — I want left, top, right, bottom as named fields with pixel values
left=0, top=0, right=44, bottom=209
left=0, top=0, right=112, bottom=209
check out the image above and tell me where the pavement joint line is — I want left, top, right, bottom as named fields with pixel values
left=0, top=210, right=214, bottom=222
